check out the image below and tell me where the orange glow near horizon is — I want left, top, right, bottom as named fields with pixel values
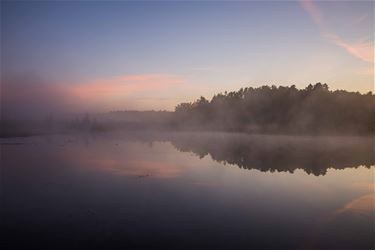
left=71, top=74, right=184, bottom=98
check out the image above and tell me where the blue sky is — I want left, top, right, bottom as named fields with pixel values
left=1, top=1, right=374, bottom=112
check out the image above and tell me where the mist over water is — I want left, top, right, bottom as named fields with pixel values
left=1, top=131, right=374, bottom=249
left=1, top=1, right=374, bottom=249
left=1, top=75, right=70, bottom=119
left=1, top=81, right=374, bottom=249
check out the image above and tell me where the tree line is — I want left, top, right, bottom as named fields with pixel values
left=172, top=83, right=374, bottom=135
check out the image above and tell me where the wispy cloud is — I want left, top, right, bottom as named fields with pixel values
left=300, top=0, right=323, bottom=25
left=300, top=0, right=374, bottom=65
left=323, top=33, right=374, bottom=63
left=332, top=194, right=374, bottom=217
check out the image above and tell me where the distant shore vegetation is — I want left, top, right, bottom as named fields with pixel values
left=1, top=83, right=374, bottom=137
left=173, top=83, right=374, bottom=135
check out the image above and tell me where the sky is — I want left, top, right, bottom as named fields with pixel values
left=1, top=0, right=374, bottom=116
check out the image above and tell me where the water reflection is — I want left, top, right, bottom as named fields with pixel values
left=163, top=133, right=374, bottom=176
left=1, top=132, right=374, bottom=249
left=333, top=194, right=374, bottom=216
left=49, top=131, right=374, bottom=176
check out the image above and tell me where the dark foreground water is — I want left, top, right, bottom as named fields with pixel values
left=1, top=132, right=374, bottom=249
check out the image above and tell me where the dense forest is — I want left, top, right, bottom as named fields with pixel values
left=173, top=83, right=374, bottom=135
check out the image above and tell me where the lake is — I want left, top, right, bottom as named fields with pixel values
left=1, top=132, right=374, bottom=249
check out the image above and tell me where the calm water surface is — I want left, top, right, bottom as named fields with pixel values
left=1, top=132, right=374, bottom=249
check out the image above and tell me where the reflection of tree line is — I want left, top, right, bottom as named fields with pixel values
left=166, top=133, right=374, bottom=176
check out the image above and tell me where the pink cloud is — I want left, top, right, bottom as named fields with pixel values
left=71, top=74, right=184, bottom=100
left=60, top=74, right=184, bottom=111
left=323, top=33, right=374, bottom=63
left=300, top=0, right=323, bottom=25
left=333, top=194, right=374, bottom=216
left=299, top=0, right=374, bottom=65
left=1, top=74, right=184, bottom=117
